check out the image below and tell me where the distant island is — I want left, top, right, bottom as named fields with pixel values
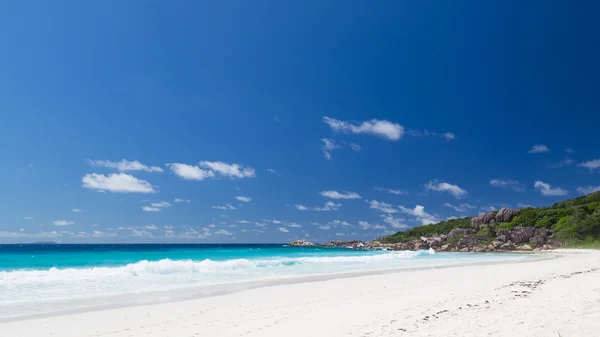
left=30, top=241, right=59, bottom=245
left=291, top=191, right=600, bottom=252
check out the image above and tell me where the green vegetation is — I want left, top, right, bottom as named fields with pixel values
left=378, top=191, right=600, bottom=245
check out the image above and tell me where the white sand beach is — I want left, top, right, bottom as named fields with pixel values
left=2, top=249, right=600, bottom=337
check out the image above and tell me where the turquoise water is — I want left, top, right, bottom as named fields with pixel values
left=0, top=244, right=536, bottom=319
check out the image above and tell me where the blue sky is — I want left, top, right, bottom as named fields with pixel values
left=0, top=1, right=599, bottom=243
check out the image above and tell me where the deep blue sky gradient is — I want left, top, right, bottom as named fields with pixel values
left=0, top=1, right=598, bottom=242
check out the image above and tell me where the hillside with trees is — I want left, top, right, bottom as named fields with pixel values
left=378, top=191, right=600, bottom=247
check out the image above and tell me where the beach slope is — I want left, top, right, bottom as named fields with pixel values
left=3, top=250, right=600, bottom=337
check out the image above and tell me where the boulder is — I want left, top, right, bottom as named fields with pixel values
left=517, top=244, right=533, bottom=251
left=289, top=240, right=315, bottom=247
left=439, top=244, right=450, bottom=251
left=458, top=235, right=485, bottom=248
left=495, top=208, right=521, bottom=223
left=448, top=228, right=467, bottom=239
left=471, top=214, right=484, bottom=229
left=482, top=211, right=497, bottom=224
left=499, top=241, right=516, bottom=251
left=492, top=240, right=505, bottom=249
left=510, top=227, right=535, bottom=244
left=459, top=247, right=470, bottom=252
left=487, top=244, right=496, bottom=252
left=495, top=229, right=511, bottom=245
left=529, top=228, right=551, bottom=247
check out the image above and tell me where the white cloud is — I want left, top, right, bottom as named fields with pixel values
left=91, top=230, right=117, bottom=238
left=349, top=143, right=361, bottom=151
left=329, top=220, right=351, bottom=227
left=358, top=221, right=386, bottom=230
left=237, top=220, right=252, bottom=224
left=442, top=132, right=456, bottom=141
left=323, top=116, right=404, bottom=141
left=517, top=203, right=534, bottom=208
left=335, top=233, right=345, bottom=236
left=215, top=229, right=233, bottom=236
left=399, top=205, right=438, bottom=225
left=145, top=224, right=158, bottom=230
left=528, top=144, right=550, bottom=154
left=443, top=203, right=477, bottom=213
left=174, top=198, right=191, bottom=203
left=315, top=201, right=342, bottom=211
left=131, top=229, right=153, bottom=237
left=489, top=179, right=524, bottom=192
left=235, top=196, right=252, bottom=202
left=578, top=159, right=600, bottom=171
left=151, top=201, right=171, bottom=208
left=164, top=225, right=174, bottom=229
left=142, top=206, right=161, bottom=212
left=549, top=158, right=574, bottom=168
left=576, top=186, right=600, bottom=195
left=317, top=224, right=331, bottom=230
left=53, top=220, right=74, bottom=226
left=82, top=173, right=155, bottom=193
left=534, top=181, right=568, bottom=196
left=24, top=216, right=33, bottom=220
left=374, top=187, right=408, bottom=195
left=0, top=230, right=61, bottom=238
left=198, top=161, right=256, bottom=179
left=287, top=223, right=302, bottom=228
left=28, top=164, right=34, bottom=169
left=72, top=208, right=81, bottom=212
left=425, top=180, right=468, bottom=198
left=266, top=168, right=282, bottom=175
left=278, top=227, right=289, bottom=233
left=565, top=148, right=574, bottom=153
left=88, top=159, right=163, bottom=173
left=382, top=216, right=408, bottom=229
left=167, top=163, right=215, bottom=180
left=321, top=138, right=341, bottom=160
left=212, top=204, right=236, bottom=210
left=368, top=200, right=398, bottom=213
left=168, top=161, right=256, bottom=180
left=255, top=223, right=267, bottom=227
left=294, top=204, right=309, bottom=211
left=319, top=190, right=361, bottom=199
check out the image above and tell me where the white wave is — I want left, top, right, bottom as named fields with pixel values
left=0, top=250, right=435, bottom=286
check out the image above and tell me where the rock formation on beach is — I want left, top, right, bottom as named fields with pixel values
left=289, top=225, right=556, bottom=252
left=290, top=192, right=600, bottom=252
left=288, top=240, right=316, bottom=247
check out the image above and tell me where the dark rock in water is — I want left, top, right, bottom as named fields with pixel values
left=448, top=228, right=467, bottom=239
left=288, top=240, right=315, bottom=247
left=482, top=211, right=496, bottom=224
left=324, top=240, right=365, bottom=248
left=510, top=227, right=535, bottom=244
left=495, top=208, right=521, bottom=223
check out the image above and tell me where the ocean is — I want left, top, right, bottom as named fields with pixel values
left=0, top=244, right=537, bottom=319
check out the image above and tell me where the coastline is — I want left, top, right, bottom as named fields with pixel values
left=3, top=249, right=599, bottom=336
left=0, top=251, right=551, bottom=323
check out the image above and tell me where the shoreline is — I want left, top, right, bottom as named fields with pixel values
left=1, top=252, right=554, bottom=322
left=3, top=250, right=599, bottom=337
